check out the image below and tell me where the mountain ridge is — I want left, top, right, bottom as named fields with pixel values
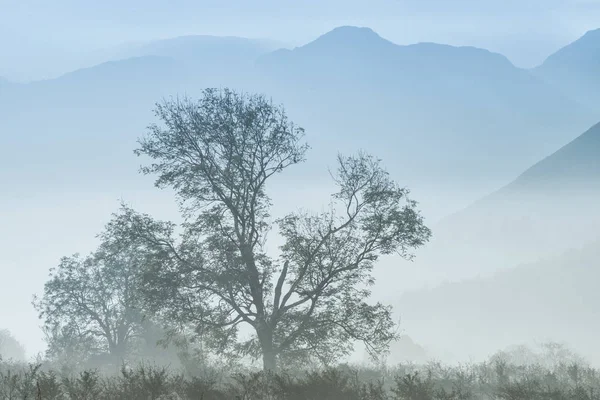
left=1, top=26, right=597, bottom=221
left=260, top=25, right=517, bottom=73
left=533, top=27, right=600, bottom=110
left=505, top=121, right=600, bottom=191
left=417, top=120, right=600, bottom=285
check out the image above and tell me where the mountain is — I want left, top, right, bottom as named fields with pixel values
left=506, top=121, right=600, bottom=191
left=112, top=35, right=279, bottom=79
left=396, top=240, right=600, bottom=364
left=0, top=54, right=239, bottom=200
left=417, top=122, right=600, bottom=282
left=5, top=56, right=180, bottom=106
left=255, top=26, right=597, bottom=204
left=1, top=26, right=597, bottom=217
left=533, top=28, right=600, bottom=111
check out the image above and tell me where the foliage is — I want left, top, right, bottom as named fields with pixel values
left=1, top=355, right=600, bottom=399
left=33, top=224, right=150, bottom=368
left=104, top=87, right=431, bottom=370
left=0, top=330, right=26, bottom=362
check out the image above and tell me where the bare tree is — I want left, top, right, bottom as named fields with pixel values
left=109, top=88, right=431, bottom=371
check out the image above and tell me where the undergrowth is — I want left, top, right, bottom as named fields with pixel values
left=0, top=358, right=599, bottom=399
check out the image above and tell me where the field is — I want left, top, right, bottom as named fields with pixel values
left=1, top=353, right=600, bottom=399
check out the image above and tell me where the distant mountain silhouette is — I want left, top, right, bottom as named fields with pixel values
left=256, top=26, right=596, bottom=198
left=1, top=56, right=188, bottom=118
left=397, top=240, right=600, bottom=364
left=533, top=28, right=600, bottom=110
left=418, top=122, right=600, bottom=281
left=1, top=26, right=597, bottom=220
left=505, top=122, right=600, bottom=191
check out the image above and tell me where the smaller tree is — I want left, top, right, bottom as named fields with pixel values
left=33, top=226, right=148, bottom=367
left=0, top=329, right=26, bottom=362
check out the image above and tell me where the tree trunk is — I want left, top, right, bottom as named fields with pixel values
left=262, top=348, right=277, bottom=372
left=257, top=323, right=277, bottom=371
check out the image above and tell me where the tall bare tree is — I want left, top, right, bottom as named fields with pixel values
left=109, top=88, right=431, bottom=370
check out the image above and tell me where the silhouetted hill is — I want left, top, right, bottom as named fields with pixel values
left=397, top=240, right=600, bottom=364
left=1, top=26, right=597, bottom=220
left=260, top=26, right=515, bottom=73
left=506, top=122, right=600, bottom=191
left=26, top=56, right=181, bottom=103
left=534, top=28, right=600, bottom=110
left=417, top=122, right=600, bottom=281
left=256, top=26, right=596, bottom=199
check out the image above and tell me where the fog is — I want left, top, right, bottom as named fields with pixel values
left=1, top=0, right=600, bottom=390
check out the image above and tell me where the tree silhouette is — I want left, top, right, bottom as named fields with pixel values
left=108, top=88, right=431, bottom=370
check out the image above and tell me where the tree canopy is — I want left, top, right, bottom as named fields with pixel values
left=104, top=88, right=431, bottom=371
left=0, top=329, right=26, bottom=362
left=33, top=225, right=149, bottom=367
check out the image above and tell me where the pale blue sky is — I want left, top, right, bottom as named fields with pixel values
left=1, top=0, right=600, bottom=80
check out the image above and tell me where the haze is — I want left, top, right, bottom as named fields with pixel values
left=1, top=0, right=600, bottom=378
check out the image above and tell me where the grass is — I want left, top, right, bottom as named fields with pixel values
left=1, top=355, right=600, bottom=399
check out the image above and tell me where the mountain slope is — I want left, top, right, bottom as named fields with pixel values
left=417, top=122, right=600, bottom=281
left=533, top=28, right=600, bottom=110
left=396, top=241, right=600, bottom=364
left=507, top=122, right=600, bottom=191
left=114, top=35, right=279, bottom=78
left=255, top=26, right=596, bottom=199
left=1, top=26, right=597, bottom=218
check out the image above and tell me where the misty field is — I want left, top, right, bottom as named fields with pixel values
left=2, top=352, right=600, bottom=400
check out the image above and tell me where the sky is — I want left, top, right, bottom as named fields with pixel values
left=2, top=0, right=600, bottom=81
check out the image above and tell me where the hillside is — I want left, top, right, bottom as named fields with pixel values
left=255, top=26, right=596, bottom=198
left=416, top=122, right=600, bottom=282
left=1, top=27, right=595, bottom=213
left=533, top=28, right=600, bottom=111
left=396, top=240, right=600, bottom=364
